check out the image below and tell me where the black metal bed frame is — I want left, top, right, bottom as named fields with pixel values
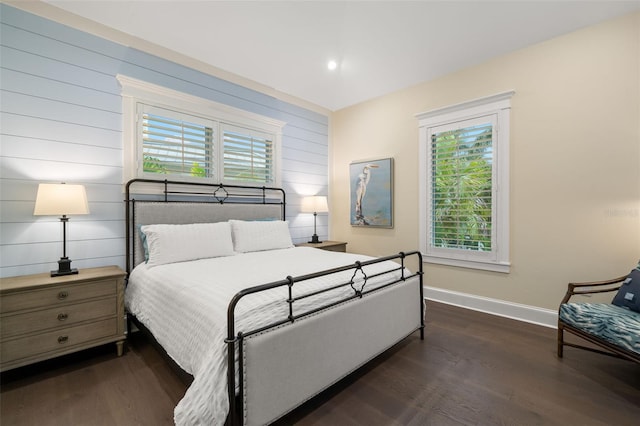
left=124, top=178, right=424, bottom=426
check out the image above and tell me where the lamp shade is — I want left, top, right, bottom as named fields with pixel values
left=301, top=196, right=328, bottom=213
left=34, top=183, right=90, bottom=216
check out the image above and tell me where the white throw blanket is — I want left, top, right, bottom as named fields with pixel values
left=126, top=247, right=404, bottom=425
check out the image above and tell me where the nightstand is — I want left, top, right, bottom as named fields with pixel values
left=0, top=265, right=126, bottom=372
left=296, top=241, right=347, bottom=252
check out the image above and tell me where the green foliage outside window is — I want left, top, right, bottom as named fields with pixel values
left=143, top=155, right=206, bottom=178
left=432, top=126, right=492, bottom=251
left=190, top=162, right=206, bottom=177
left=143, top=155, right=168, bottom=174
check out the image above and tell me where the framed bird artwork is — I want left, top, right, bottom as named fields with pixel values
left=349, top=157, right=393, bottom=228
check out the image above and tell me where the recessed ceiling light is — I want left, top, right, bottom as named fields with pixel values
left=327, top=60, right=338, bottom=71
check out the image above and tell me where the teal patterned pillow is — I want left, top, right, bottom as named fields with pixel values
left=137, top=224, right=149, bottom=262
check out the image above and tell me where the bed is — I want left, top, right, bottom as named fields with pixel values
left=124, top=179, right=424, bottom=426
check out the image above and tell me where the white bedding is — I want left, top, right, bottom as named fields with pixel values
left=125, top=246, right=406, bottom=425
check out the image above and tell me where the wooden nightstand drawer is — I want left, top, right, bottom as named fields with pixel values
left=1, top=279, right=116, bottom=313
left=1, top=318, right=118, bottom=365
left=1, top=298, right=116, bottom=339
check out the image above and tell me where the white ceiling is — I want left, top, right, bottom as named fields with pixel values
left=43, top=0, right=640, bottom=111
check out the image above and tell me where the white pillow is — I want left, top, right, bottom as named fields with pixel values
left=141, top=222, right=235, bottom=266
left=229, top=220, right=294, bottom=253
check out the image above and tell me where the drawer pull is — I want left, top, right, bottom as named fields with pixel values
left=57, top=291, right=69, bottom=300
left=57, top=313, right=68, bottom=321
left=57, top=335, right=69, bottom=344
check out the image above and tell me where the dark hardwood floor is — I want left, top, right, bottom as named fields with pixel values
left=2, top=302, right=638, bottom=425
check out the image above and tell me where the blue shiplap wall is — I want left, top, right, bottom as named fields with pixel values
left=0, top=4, right=329, bottom=278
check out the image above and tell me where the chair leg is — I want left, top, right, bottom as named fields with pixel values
left=557, top=324, right=564, bottom=358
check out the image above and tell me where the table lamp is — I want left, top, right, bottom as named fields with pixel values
left=301, top=195, right=328, bottom=244
left=34, top=183, right=90, bottom=276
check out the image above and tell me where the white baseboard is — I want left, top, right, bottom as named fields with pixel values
left=424, top=286, right=558, bottom=329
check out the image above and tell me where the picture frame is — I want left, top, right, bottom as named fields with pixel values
left=350, top=157, right=393, bottom=228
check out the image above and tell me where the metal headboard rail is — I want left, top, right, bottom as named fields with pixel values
left=125, top=178, right=286, bottom=202
left=124, top=178, right=286, bottom=274
left=225, top=250, right=425, bottom=425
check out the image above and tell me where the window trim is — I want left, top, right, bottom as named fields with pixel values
left=416, top=91, right=514, bottom=273
left=117, top=74, right=285, bottom=188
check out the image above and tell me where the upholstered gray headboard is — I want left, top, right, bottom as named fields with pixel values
left=125, top=179, right=285, bottom=273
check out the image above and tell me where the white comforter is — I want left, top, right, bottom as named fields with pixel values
left=125, top=247, right=403, bottom=425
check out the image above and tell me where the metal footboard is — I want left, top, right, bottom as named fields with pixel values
left=226, top=251, right=424, bottom=425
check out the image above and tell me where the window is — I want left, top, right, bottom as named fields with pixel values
left=222, top=124, right=274, bottom=183
left=118, top=75, right=284, bottom=187
left=140, top=105, right=215, bottom=179
left=417, top=91, right=514, bottom=273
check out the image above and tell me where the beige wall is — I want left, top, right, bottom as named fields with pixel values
left=330, top=12, right=640, bottom=310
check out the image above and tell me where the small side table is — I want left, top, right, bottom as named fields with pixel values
left=0, top=265, right=126, bottom=372
left=296, top=241, right=347, bottom=253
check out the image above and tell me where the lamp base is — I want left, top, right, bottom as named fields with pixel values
left=51, top=269, right=78, bottom=277
left=51, top=257, right=79, bottom=277
left=308, top=234, right=322, bottom=244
